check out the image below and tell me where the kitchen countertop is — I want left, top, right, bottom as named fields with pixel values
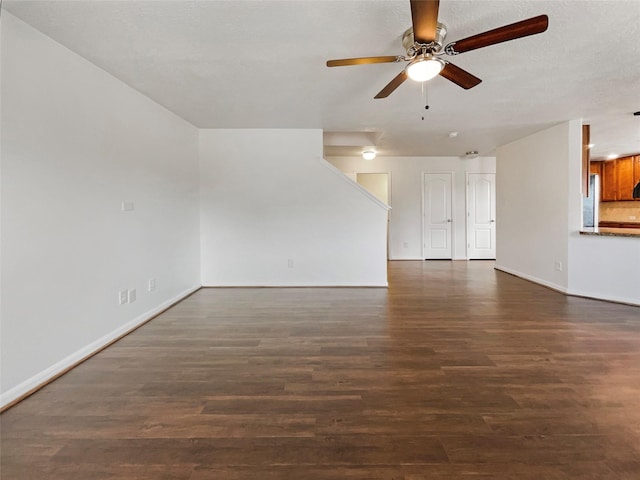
left=580, top=227, right=640, bottom=238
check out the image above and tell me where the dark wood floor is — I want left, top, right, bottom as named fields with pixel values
left=2, top=261, right=640, bottom=479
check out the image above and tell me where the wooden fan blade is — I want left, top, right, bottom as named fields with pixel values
left=326, top=56, right=400, bottom=67
left=374, top=71, right=408, bottom=99
left=448, top=15, right=548, bottom=54
left=410, top=0, right=440, bottom=43
left=439, top=62, right=482, bottom=89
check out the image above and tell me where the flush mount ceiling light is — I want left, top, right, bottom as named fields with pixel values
left=607, top=153, right=618, bottom=160
left=362, top=150, right=377, bottom=161
left=406, top=55, right=445, bottom=82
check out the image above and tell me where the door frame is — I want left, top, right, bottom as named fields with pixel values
left=422, top=171, right=455, bottom=260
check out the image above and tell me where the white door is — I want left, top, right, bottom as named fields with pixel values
left=467, top=173, right=496, bottom=259
left=423, top=173, right=453, bottom=259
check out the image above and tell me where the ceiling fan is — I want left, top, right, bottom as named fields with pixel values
left=326, top=0, right=549, bottom=98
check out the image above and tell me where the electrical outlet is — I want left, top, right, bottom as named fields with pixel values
left=403, top=242, right=409, bottom=248
left=128, top=288, right=137, bottom=303
left=148, top=278, right=156, bottom=292
left=554, top=261, right=563, bottom=272
left=118, top=290, right=128, bottom=305
left=121, top=201, right=135, bottom=212
left=287, top=259, right=294, bottom=268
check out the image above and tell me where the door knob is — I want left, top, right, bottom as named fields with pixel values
left=447, top=219, right=452, bottom=223
left=490, top=219, right=495, bottom=223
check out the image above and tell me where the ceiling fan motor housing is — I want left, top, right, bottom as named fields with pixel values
left=402, top=23, right=448, bottom=56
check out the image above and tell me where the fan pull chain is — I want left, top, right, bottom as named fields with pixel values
left=421, top=81, right=430, bottom=120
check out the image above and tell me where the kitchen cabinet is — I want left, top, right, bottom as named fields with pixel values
left=602, top=160, right=618, bottom=201
left=591, top=156, right=640, bottom=202
left=616, top=156, right=635, bottom=200
left=599, top=221, right=640, bottom=229
left=590, top=161, right=603, bottom=177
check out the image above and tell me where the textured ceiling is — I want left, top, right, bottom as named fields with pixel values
left=5, top=0, right=640, bottom=159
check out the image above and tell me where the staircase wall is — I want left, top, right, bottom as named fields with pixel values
left=199, top=129, right=389, bottom=286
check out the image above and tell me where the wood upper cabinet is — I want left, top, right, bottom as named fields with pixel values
left=616, top=156, right=635, bottom=200
left=590, top=161, right=603, bottom=177
left=592, top=155, right=640, bottom=202
left=601, top=160, right=618, bottom=201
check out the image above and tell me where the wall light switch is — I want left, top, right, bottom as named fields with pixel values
left=148, top=278, right=156, bottom=292
left=128, top=289, right=137, bottom=303
left=629, top=215, right=637, bottom=220
left=119, top=290, right=128, bottom=305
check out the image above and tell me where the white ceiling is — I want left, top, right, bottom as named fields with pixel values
left=5, top=0, right=640, bottom=159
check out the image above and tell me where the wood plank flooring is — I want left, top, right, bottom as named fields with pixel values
left=2, top=261, right=640, bottom=479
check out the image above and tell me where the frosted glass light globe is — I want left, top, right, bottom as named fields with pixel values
left=362, top=150, right=376, bottom=161
left=406, top=57, right=444, bottom=82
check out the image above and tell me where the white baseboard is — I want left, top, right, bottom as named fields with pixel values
left=565, top=288, right=640, bottom=307
left=389, top=257, right=472, bottom=261
left=494, top=264, right=569, bottom=293
left=495, top=265, right=640, bottom=306
left=0, top=285, right=200, bottom=410
left=202, top=282, right=388, bottom=287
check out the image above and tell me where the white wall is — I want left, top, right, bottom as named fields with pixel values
left=496, top=119, right=639, bottom=305
left=568, top=235, right=640, bottom=304
left=1, top=13, right=201, bottom=406
left=328, top=156, right=496, bottom=260
left=495, top=122, right=572, bottom=291
left=567, top=126, right=640, bottom=305
left=199, top=129, right=389, bottom=286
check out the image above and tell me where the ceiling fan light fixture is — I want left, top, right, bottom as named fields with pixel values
left=362, top=150, right=377, bottom=161
left=406, top=56, right=444, bottom=82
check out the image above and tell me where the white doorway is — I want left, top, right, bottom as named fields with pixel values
left=467, top=173, right=496, bottom=259
left=423, top=172, right=453, bottom=259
